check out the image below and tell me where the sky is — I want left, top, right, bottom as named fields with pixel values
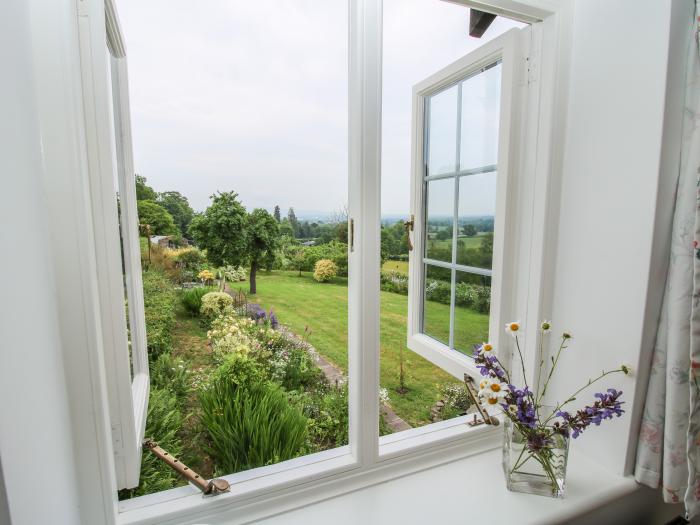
left=116, top=0, right=523, bottom=216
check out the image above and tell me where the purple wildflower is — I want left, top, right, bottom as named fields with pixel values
left=507, top=385, right=537, bottom=428
left=554, top=389, right=624, bottom=439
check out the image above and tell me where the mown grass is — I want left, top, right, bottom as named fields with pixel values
left=232, top=271, right=489, bottom=427
left=381, top=260, right=409, bottom=275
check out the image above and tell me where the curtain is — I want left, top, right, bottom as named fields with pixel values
left=634, top=4, right=700, bottom=519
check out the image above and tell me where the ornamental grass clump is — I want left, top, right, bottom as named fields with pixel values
left=313, top=259, right=338, bottom=283
left=199, top=354, right=308, bottom=474
left=181, top=286, right=215, bottom=317
left=473, top=321, right=630, bottom=497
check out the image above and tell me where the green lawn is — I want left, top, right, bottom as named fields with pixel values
left=232, top=271, right=489, bottom=427
left=382, top=260, right=409, bottom=275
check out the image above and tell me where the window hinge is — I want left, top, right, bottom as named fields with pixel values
left=144, top=439, right=230, bottom=495
left=404, top=215, right=414, bottom=251
left=77, top=0, right=89, bottom=17
left=112, top=423, right=125, bottom=456
left=463, top=375, right=499, bottom=427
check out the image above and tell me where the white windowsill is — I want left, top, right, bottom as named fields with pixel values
left=117, top=419, right=501, bottom=524
left=255, top=448, right=638, bottom=525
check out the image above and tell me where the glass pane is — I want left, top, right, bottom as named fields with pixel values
left=423, top=264, right=451, bottom=346
left=453, top=272, right=491, bottom=355
left=425, top=178, right=454, bottom=262
left=459, top=63, right=501, bottom=171
left=456, top=171, right=496, bottom=268
left=427, top=84, right=458, bottom=176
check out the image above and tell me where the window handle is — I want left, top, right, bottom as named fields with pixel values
left=404, top=215, right=414, bottom=251
left=144, top=439, right=230, bottom=495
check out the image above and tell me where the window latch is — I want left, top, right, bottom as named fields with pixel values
left=144, top=439, right=230, bottom=496
left=463, top=375, right=500, bottom=427
left=403, top=215, right=414, bottom=251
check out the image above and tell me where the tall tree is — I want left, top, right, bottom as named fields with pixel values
left=157, top=191, right=194, bottom=237
left=462, top=224, right=478, bottom=237
left=246, top=209, right=280, bottom=294
left=188, top=192, right=248, bottom=267
left=273, top=205, right=281, bottom=223
left=135, top=174, right=157, bottom=201
left=287, top=207, right=299, bottom=238
left=137, top=201, right=178, bottom=236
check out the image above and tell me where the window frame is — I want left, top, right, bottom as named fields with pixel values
left=79, top=0, right=150, bottom=490
left=59, top=0, right=566, bottom=522
left=407, top=28, right=529, bottom=381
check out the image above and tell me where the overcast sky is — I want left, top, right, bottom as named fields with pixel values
left=117, top=0, right=522, bottom=216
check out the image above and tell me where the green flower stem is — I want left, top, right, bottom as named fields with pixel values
left=514, top=336, right=535, bottom=407
left=536, top=336, right=568, bottom=408
left=542, top=368, right=627, bottom=425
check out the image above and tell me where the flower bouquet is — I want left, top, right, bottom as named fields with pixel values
left=472, top=321, right=630, bottom=498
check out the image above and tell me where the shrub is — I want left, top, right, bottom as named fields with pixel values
left=245, top=303, right=279, bottom=328
left=198, top=269, right=215, bottom=285
left=119, top=387, right=184, bottom=499
left=169, top=246, right=205, bottom=269
left=290, top=384, right=348, bottom=451
left=268, top=340, right=323, bottom=391
left=143, top=269, right=177, bottom=357
left=313, top=259, right=338, bottom=282
left=150, top=353, right=190, bottom=401
left=200, top=292, right=234, bottom=321
left=200, top=356, right=308, bottom=474
left=207, top=314, right=271, bottom=362
left=220, top=265, right=247, bottom=282
left=181, top=286, right=215, bottom=317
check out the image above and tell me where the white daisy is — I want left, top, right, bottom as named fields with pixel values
left=478, top=379, right=509, bottom=406
left=480, top=342, right=495, bottom=356
left=540, top=320, right=551, bottom=333
left=505, top=321, right=521, bottom=336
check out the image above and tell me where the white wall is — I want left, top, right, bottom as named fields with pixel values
left=0, top=1, right=82, bottom=523
left=543, top=0, right=686, bottom=475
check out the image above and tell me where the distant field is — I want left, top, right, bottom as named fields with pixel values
left=232, top=271, right=489, bottom=426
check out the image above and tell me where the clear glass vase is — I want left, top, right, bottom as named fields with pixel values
left=502, top=417, right=569, bottom=498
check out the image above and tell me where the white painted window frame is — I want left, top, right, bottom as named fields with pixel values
left=60, top=0, right=568, bottom=521
left=407, top=23, right=543, bottom=379
left=78, top=0, right=149, bottom=490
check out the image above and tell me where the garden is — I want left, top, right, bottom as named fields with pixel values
left=122, top=181, right=485, bottom=498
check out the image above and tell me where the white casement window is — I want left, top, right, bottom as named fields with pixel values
left=407, top=25, right=542, bottom=382
left=55, top=0, right=560, bottom=520
left=79, top=0, right=150, bottom=489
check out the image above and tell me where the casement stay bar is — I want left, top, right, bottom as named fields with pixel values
left=143, top=439, right=230, bottom=496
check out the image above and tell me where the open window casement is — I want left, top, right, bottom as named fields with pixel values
left=407, top=26, right=536, bottom=382
left=78, top=0, right=149, bottom=489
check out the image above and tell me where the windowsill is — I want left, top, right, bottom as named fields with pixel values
left=118, top=426, right=637, bottom=525
left=117, top=418, right=500, bottom=524
left=254, top=448, right=639, bottom=525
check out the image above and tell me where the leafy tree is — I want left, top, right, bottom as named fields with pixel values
left=135, top=175, right=157, bottom=201
left=436, top=228, right=452, bottom=241
left=287, top=207, right=299, bottom=237
left=188, top=192, right=248, bottom=267
left=273, top=205, right=281, bottom=223
left=157, top=191, right=194, bottom=237
left=246, top=209, right=280, bottom=294
left=279, top=218, right=294, bottom=238
left=137, top=200, right=178, bottom=236
left=463, top=224, right=478, bottom=237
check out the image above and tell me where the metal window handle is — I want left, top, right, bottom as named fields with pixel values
left=404, top=215, right=414, bottom=251
left=144, top=439, right=230, bottom=495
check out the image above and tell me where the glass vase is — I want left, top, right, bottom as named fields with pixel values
left=502, top=417, right=569, bottom=498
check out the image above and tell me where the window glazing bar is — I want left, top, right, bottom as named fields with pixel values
left=423, top=257, right=493, bottom=277
left=424, top=164, right=497, bottom=182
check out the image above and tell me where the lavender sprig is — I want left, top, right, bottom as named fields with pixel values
left=553, top=389, right=624, bottom=438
